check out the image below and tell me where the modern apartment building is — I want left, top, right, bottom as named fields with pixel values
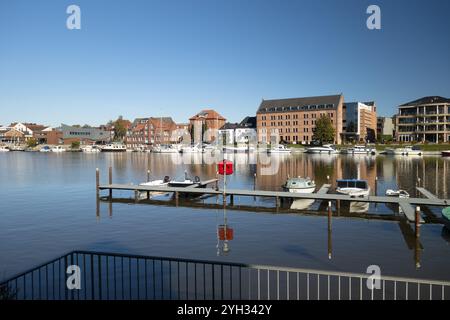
left=377, top=117, right=394, bottom=138
left=341, top=102, right=377, bottom=143
left=256, top=94, right=344, bottom=144
left=395, top=96, right=450, bottom=143
left=60, top=124, right=110, bottom=145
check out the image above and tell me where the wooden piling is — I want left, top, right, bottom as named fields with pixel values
left=108, top=167, right=112, bottom=200
left=175, top=191, right=179, bottom=207
left=230, top=194, right=234, bottom=206
left=415, top=206, right=421, bottom=238
left=96, top=168, right=100, bottom=199
left=253, top=173, right=257, bottom=190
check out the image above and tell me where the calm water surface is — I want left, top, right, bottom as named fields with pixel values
left=1, top=152, right=450, bottom=281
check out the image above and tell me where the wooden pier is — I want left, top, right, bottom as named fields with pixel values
left=96, top=168, right=450, bottom=228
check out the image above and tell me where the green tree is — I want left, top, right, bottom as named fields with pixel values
left=113, top=116, right=127, bottom=141
left=71, top=141, right=81, bottom=149
left=27, top=138, right=37, bottom=148
left=313, top=115, right=336, bottom=145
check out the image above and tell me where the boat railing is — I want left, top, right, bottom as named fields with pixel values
left=1, top=250, right=449, bottom=300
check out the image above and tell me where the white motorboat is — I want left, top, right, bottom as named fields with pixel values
left=81, top=145, right=100, bottom=153
left=0, top=145, right=10, bottom=152
left=101, top=143, right=127, bottom=152
left=9, top=145, right=26, bottom=151
left=283, top=177, right=316, bottom=193
left=139, top=176, right=171, bottom=198
left=168, top=172, right=201, bottom=188
left=341, top=145, right=376, bottom=155
left=181, top=144, right=202, bottom=153
left=51, top=146, right=66, bottom=153
left=153, top=144, right=179, bottom=153
left=39, top=146, right=51, bottom=153
left=385, top=189, right=410, bottom=198
left=336, top=179, right=370, bottom=198
left=384, top=146, right=422, bottom=156
left=441, top=150, right=450, bottom=157
left=305, top=144, right=338, bottom=154
left=269, top=145, right=292, bottom=154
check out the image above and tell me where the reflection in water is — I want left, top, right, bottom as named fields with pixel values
left=1, top=152, right=450, bottom=282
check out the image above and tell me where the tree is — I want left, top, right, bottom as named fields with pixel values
left=313, top=115, right=336, bottom=145
left=113, top=116, right=127, bottom=142
left=71, top=141, right=80, bottom=149
left=27, top=138, right=37, bottom=148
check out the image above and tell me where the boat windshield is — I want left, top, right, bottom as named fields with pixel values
left=337, top=180, right=368, bottom=189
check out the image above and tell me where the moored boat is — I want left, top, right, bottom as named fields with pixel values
left=283, top=177, right=316, bottom=193
left=51, top=146, right=66, bottom=153
left=181, top=144, right=202, bottom=153
left=442, top=207, right=450, bottom=230
left=139, top=176, right=171, bottom=198
left=441, top=150, right=450, bottom=157
left=384, top=146, right=422, bottom=156
left=39, top=146, right=51, bottom=153
left=385, top=189, right=410, bottom=198
left=336, top=179, right=370, bottom=198
left=305, top=144, right=338, bottom=154
left=0, top=145, right=10, bottom=152
left=101, top=143, right=127, bottom=152
left=168, top=172, right=201, bottom=187
left=269, top=145, right=292, bottom=154
left=81, top=145, right=101, bottom=153
left=340, top=145, right=376, bottom=155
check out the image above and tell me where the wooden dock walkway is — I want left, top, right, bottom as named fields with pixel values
left=98, top=183, right=449, bottom=220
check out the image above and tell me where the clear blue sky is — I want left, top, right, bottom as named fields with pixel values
left=1, top=0, right=449, bottom=127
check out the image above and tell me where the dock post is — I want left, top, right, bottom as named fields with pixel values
left=253, top=173, right=257, bottom=190
left=328, top=201, right=332, bottom=221
left=415, top=206, right=421, bottom=238
left=175, top=191, right=179, bottom=207
left=147, top=170, right=151, bottom=199
left=275, top=196, right=280, bottom=210
left=109, top=167, right=112, bottom=200
left=96, top=168, right=100, bottom=199
left=135, top=189, right=139, bottom=203
left=230, top=194, right=234, bottom=206
left=375, top=176, right=378, bottom=196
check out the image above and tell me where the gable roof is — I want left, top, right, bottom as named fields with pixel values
left=237, top=116, right=256, bottom=129
left=220, top=122, right=239, bottom=130
left=189, top=109, right=226, bottom=121
left=257, top=94, right=343, bottom=114
left=400, top=96, right=450, bottom=107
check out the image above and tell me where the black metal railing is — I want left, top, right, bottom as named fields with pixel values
left=2, top=250, right=450, bottom=300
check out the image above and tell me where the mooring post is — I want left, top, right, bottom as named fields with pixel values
left=230, top=194, right=234, bottom=206
left=135, top=189, right=139, bottom=203
left=96, top=168, right=100, bottom=199
left=276, top=196, right=280, bottom=210
left=375, top=176, right=378, bottom=196
left=175, top=191, right=179, bottom=207
left=108, top=166, right=112, bottom=200
left=328, top=201, right=332, bottom=222
left=415, top=206, right=421, bottom=238
left=253, top=173, right=257, bottom=190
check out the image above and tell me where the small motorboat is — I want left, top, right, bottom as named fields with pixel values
left=180, top=144, right=202, bottom=153
left=269, top=145, right=292, bottom=154
left=442, top=207, right=450, bottom=231
left=139, top=176, right=171, bottom=198
left=152, top=144, right=179, bottom=153
left=283, top=177, right=316, bottom=193
left=40, top=146, right=51, bottom=153
left=441, top=150, right=450, bottom=157
left=340, top=145, right=376, bottom=155
left=305, top=144, right=338, bottom=154
left=51, top=146, right=66, bottom=153
left=0, top=145, right=10, bottom=152
left=101, top=143, right=127, bottom=152
left=168, top=172, right=201, bottom=188
left=9, top=145, right=26, bottom=151
left=336, top=179, right=370, bottom=198
left=81, top=145, right=100, bottom=153
left=384, top=146, right=422, bottom=156
left=385, top=189, right=410, bottom=198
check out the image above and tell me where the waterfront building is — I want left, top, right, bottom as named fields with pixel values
left=126, top=118, right=149, bottom=149
left=59, top=124, right=110, bottom=145
left=0, top=127, right=26, bottom=144
left=341, top=102, right=377, bottom=143
left=219, top=116, right=257, bottom=145
left=149, top=117, right=177, bottom=144
left=256, top=94, right=344, bottom=145
left=395, top=96, right=450, bottom=143
left=377, top=117, right=394, bottom=140
left=189, top=110, right=226, bottom=143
